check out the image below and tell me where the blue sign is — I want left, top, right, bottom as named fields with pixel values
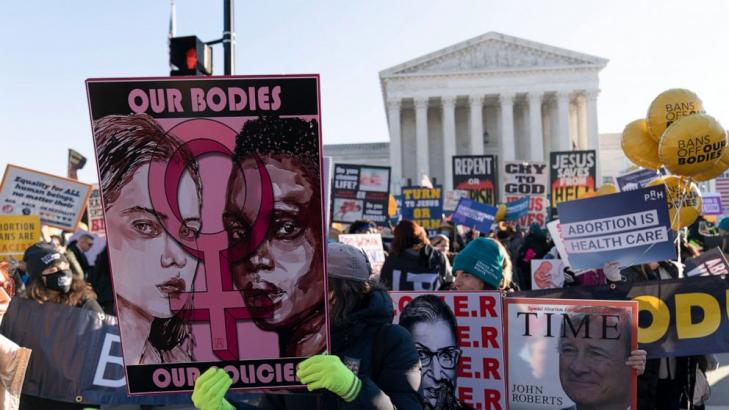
left=400, top=186, right=443, bottom=236
left=614, top=168, right=664, bottom=191
left=556, top=185, right=676, bottom=270
left=505, top=197, right=530, bottom=221
left=451, top=198, right=497, bottom=232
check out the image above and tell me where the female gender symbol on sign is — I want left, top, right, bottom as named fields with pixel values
left=148, top=118, right=273, bottom=361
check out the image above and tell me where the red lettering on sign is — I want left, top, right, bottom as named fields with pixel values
left=484, top=389, right=502, bottom=410
left=482, top=357, right=501, bottom=380
left=480, top=296, right=497, bottom=317
left=453, top=295, right=469, bottom=317
left=457, top=325, right=471, bottom=347
left=480, top=326, right=499, bottom=348
left=457, top=355, right=473, bottom=378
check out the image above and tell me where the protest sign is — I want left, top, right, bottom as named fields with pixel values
left=614, top=168, right=663, bottom=192
left=504, top=195, right=547, bottom=227
left=504, top=298, right=637, bottom=410
left=323, top=157, right=332, bottom=232
left=0, top=164, right=92, bottom=230
left=503, top=160, right=548, bottom=197
left=702, top=192, right=722, bottom=215
left=87, top=75, right=329, bottom=394
left=87, top=184, right=105, bottom=237
left=452, top=155, right=498, bottom=206
left=549, top=150, right=596, bottom=218
left=338, top=233, right=385, bottom=275
left=0, top=215, right=40, bottom=262
left=556, top=186, right=676, bottom=270
left=505, top=197, right=529, bottom=222
left=715, top=171, right=729, bottom=213
left=685, top=247, right=729, bottom=277
left=451, top=197, right=496, bottom=232
left=515, top=275, right=729, bottom=358
left=530, top=259, right=565, bottom=289
left=401, top=186, right=443, bottom=236
left=331, top=164, right=391, bottom=225
left=391, top=291, right=506, bottom=410
left=546, top=220, right=571, bottom=267
left=443, top=190, right=469, bottom=212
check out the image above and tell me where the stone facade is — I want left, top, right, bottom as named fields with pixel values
left=378, top=32, right=608, bottom=192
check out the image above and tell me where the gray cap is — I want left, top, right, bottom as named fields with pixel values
left=327, top=242, right=372, bottom=281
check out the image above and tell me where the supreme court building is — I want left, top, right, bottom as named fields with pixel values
left=325, top=32, right=627, bottom=192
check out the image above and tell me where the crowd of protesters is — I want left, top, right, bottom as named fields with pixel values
left=0, top=211, right=724, bottom=409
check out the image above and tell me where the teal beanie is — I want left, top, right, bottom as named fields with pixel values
left=452, top=238, right=505, bottom=289
left=719, top=217, right=729, bottom=232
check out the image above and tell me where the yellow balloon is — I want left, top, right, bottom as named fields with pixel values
left=495, top=204, right=507, bottom=222
left=646, top=88, right=705, bottom=142
left=388, top=195, right=398, bottom=217
left=647, top=175, right=702, bottom=230
left=621, top=119, right=662, bottom=170
left=659, top=114, right=727, bottom=176
left=692, top=146, right=729, bottom=181
left=596, top=183, right=619, bottom=196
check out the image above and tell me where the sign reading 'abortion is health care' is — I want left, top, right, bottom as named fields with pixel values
left=556, top=186, right=676, bottom=270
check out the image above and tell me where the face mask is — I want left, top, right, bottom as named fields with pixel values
left=45, top=269, right=73, bottom=294
left=440, top=230, right=450, bottom=236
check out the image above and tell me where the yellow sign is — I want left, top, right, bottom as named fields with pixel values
left=0, top=215, right=41, bottom=262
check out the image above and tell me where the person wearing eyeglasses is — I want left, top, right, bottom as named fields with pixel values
left=399, top=294, right=464, bottom=410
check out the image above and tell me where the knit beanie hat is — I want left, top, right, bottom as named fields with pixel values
left=719, top=217, right=729, bottom=233
left=452, top=238, right=504, bottom=289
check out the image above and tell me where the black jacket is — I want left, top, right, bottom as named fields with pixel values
left=380, top=245, right=448, bottom=291
left=257, top=289, right=422, bottom=410
left=67, top=241, right=91, bottom=279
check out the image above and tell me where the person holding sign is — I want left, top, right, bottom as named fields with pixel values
left=452, top=237, right=515, bottom=294
left=380, top=220, right=451, bottom=291
left=193, top=243, right=422, bottom=410
left=20, top=242, right=102, bottom=410
left=94, top=114, right=202, bottom=365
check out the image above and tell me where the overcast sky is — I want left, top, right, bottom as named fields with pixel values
left=2, top=0, right=728, bottom=183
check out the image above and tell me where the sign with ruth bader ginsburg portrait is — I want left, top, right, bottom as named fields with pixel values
left=86, top=76, right=329, bottom=395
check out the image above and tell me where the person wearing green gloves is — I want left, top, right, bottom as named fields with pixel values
left=192, top=242, right=422, bottom=409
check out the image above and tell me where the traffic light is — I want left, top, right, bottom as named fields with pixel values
left=169, top=36, right=213, bottom=76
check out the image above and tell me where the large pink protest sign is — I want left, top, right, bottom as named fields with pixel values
left=86, top=76, right=329, bottom=394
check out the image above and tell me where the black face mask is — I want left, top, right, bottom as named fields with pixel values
left=45, top=269, right=73, bottom=294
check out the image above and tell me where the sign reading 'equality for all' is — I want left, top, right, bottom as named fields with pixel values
left=452, top=155, right=498, bottom=206
left=87, top=76, right=329, bottom=395
left=556, top=186, right=676, bottom=270
left=0, top=165, right=92, bottom=230
left=391, top=291, right=506, bottom=410
left=330, top=164, right=391, bottom=225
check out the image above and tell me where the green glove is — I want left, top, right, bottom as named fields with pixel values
left=192, top=367, right=235, bottom=410
left=297, top=354, right=362, bottom=402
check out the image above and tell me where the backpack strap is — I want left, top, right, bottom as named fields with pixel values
left=371, top=323, right=391, bottom=380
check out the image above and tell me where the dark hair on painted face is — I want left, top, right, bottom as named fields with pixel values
left=233, top=115, right=320, bottom=179
left=390, top=219, right=429, bottom=257
left=94, top=113, right=202, bottom=211
left=399, top=294, right=457, bottom=340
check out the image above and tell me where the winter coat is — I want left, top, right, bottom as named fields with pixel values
left=256, top=289, right=422, bottom=410
left=515, top=231, right=551, bottom=290
left=0, top=334, right=30, bottom=410
left=380, top=245, right=449, bottom=291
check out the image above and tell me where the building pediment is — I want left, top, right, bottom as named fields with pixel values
left=380, top=32, right=608, bottom=77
